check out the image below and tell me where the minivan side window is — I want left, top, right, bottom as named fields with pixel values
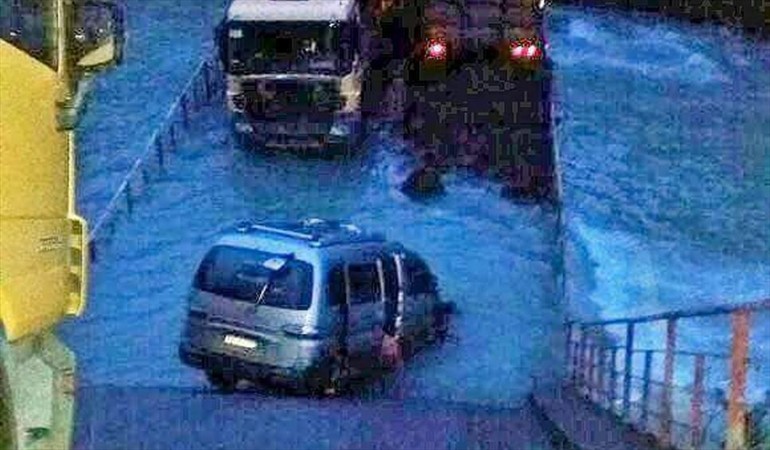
left=327, top=265, right=346, bottom=307
left=347, top=263, right=381, bottom=305
left=405, top=258, right=435, bottom=295
left=380, top=256, right=399, bottom=303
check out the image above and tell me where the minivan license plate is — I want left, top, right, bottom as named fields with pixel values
left=223, top=335, right=257, bottom=349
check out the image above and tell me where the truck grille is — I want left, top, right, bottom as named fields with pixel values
left=242, top=78, right=341, bottom=118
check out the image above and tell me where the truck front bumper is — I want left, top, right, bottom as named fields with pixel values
left=232, top=115, right=360, bottom=153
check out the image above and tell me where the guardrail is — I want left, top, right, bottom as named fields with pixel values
left=86, top=57, right=224, bottom=260
left=564, top=298, right=770, bottom=450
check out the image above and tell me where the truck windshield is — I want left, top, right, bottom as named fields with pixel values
left=194, top=246, right=314, bottom=310
left=226, top=21, right=353, bottom=75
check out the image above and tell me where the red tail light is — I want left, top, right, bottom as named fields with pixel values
left=510, top=40, right=543, bottom=60
left=425, top=39, right=447, bottom=61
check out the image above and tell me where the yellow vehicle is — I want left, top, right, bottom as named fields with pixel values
left=1, top=1, right=123, bottom=449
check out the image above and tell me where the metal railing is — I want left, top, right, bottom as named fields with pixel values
left=86, top=57, right=224, bottom=259
left=564, top=298, right=770, bottom=450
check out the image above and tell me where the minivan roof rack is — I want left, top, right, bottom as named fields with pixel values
left=233, top=218, right=385, bottom=247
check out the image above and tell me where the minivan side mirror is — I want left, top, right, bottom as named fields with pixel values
left=73, top=0, right=125, bottom=70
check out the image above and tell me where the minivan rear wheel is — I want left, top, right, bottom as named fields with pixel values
left=205, top=369, right=238, bottom=392
left=307, top=356, right=349, bottom=397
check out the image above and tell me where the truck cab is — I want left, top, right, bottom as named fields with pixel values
left=217, top=0, right=365, bottom=153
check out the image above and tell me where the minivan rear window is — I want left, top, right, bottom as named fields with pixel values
left=194, top=246, right=313, bottom=310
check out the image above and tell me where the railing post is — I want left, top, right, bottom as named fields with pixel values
left=622, top=322, right=635, bottom=419
left=597, top=345, right=606, bottom=407
left=641, top=350, right=653, bottom=430
left=660, top=318, right=677, bottom=448
left=690, top=354, right=706, bottom=450
left=609, top=347, right=618, bottom=412
left=726, top=310, right=750, bottom=450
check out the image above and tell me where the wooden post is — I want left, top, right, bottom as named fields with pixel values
left=641, top=350, right=653, bottom=430
left=660, top=318, right=677, bottom=447
left=690, top=354, right=706, bottom=450
left=622, top=322, right=635, bottom=419
left=726, top=310, right=750, bottom=450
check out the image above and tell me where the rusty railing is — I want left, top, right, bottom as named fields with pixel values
left=564, top=298, right=770, bottom=450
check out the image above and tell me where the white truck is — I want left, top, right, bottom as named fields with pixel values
left=216, top=0, right=365, bottom=153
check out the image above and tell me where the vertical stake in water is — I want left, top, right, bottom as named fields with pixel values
left=203, top=63, right=211, bottom=102
left=181, top=95, right=189, bottom=129
left=155, top=136, right=164, bottom=168
left=89, top=239, right=97, bottom=264
left=597, top=345, right=606, bottom=407
left=609, top=347, right=619, bottom=413
left=169, top=124, right=176, bottom=149
left=565, top=322, right=573, bottom=381
left=125, top=182, right=133, bottom=216
left=726, top=310, right=750, bottom=450
left=660, top=318, right=677, bottom=448
left=572, top=341, right=580, bottom=386
left=690, top=354, right=706, bottom=450
left=622, top=322, right=635, bottom=419
left=588, top=342, right=597, bottom=401
left=579, top=326, right=588, bottom=391
left=641, top=350, right=653, bottom=430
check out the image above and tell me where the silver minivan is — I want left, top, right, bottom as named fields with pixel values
left=178, top=218, right=452, bottom=393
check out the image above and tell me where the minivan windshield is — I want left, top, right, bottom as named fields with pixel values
left=194, top=246, right=313, bottom=310
left=226, top=21, right=354, bottom=75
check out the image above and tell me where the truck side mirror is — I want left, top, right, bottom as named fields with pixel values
left=73, top=0, right=125, bottom=70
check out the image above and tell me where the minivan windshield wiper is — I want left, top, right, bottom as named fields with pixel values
left=255, top=279, right=271, bottom=307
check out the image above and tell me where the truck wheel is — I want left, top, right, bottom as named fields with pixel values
left=205, top=370, right=238, bottom=392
